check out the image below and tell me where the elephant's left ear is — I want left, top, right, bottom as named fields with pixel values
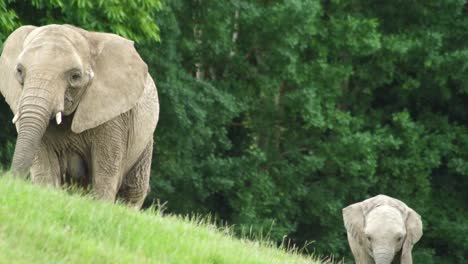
left=71, top=31, right=148, bottom=133
left=0, top=26, right=37, bottom=114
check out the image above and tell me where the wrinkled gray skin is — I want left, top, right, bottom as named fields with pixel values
left=0, top=25, right=159, bottom=208
left=343, top=195, right=423, bottom=264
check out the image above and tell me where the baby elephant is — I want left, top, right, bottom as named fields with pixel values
left=343, top=195, right=422, bottom=264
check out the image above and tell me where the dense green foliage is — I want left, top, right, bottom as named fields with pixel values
left=0, top=174, right=322, bottom=264
left=0, top=1, right=467, bottom=263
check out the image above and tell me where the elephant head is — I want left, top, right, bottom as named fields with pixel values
left=343, top=195, right=423, bottom=264
left=0, top=25, right=148, bottom=177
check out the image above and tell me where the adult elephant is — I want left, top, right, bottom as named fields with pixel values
left=0, top=24, right=159, bottom=208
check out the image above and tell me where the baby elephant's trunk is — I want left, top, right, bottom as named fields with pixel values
left=373, top=249, right=395, bottom=264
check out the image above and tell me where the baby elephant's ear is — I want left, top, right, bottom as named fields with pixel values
left=71, top=31, right=148, bottom=133
left=401, top=209, right=423, bottom=263
left=343, top=203, right=365, bottom=245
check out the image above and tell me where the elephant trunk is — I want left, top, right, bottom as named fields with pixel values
left=11, top=81, right=56, bottom=178
left=373, top=248, right=395, bottom=264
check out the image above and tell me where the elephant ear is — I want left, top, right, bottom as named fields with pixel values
left=401, top=209, right=423, bottom=263
left=343, top=202, right=366, bottom=246
left=71, top=31, right=148, bottom=133
left=0, top=26, right=37, bottom=114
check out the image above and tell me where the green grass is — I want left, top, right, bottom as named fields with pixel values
left=0, top=174, right=325, bottom=264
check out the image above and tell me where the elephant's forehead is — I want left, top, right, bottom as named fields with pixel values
left=24, top=25, right=90, bottom=56
left=23, top=42, right=71, bottom=55
left=365, top=206, right=405, bottom=231
left=19, top=40, right=79, bottom=63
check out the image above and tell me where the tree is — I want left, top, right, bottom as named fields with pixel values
left=146, top=1, right=468, bottom=262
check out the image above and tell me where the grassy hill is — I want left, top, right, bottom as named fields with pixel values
left=0, top=174, right=325, bottom=264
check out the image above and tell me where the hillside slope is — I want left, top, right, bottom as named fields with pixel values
left=0, top=174, right=322, bottom=264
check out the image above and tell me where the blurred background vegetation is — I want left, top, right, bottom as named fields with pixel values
left=0, top=0, right=467, bottom=263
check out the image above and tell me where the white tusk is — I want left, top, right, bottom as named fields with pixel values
left=56, top=112, right=62, bottom=125
left=12, top=113, right=19, bottom=124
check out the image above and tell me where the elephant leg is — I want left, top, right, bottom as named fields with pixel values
left=30, top=142, right=61, bottom=187
left=91, top=130, right=125, bottom=203
left=118, top=139, right=153, bottom=208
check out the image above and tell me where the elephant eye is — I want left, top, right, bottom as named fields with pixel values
left=366, top=235, right=372, bottom=241
left=68, top=70, right=83, bottom=86
left=71, top=73, right=81, bottom=81
left=15, top=64, right=25, bottom=85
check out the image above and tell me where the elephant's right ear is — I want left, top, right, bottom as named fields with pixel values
left=0, top=26, right=37, bottom=114
left=401, top=209, right=423, bottom=263
left=343, top=203, right=366, bottom=245
left=71, top=31, right=147, bottom=133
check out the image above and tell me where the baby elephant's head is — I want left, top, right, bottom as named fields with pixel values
left=364, top=205, right=406, bottom=263
left=343, top=195, right=423, bottom=264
